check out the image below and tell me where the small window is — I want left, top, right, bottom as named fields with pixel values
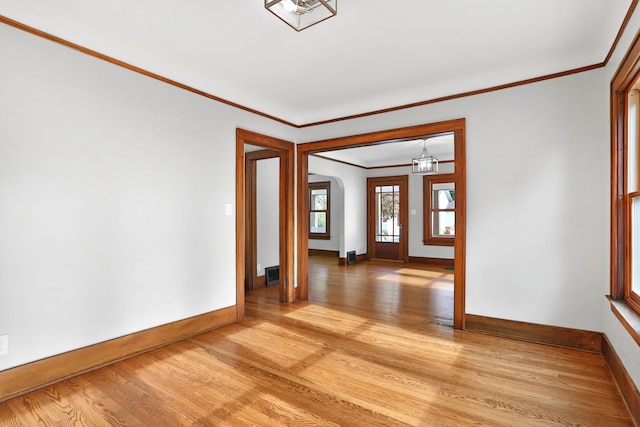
left=423, top=174, right=455, bottom=246
left=309, top=181, right=330, bottom=239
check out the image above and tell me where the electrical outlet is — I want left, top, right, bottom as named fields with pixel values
left=0, top=335, right=8, bottom=355
left=257, top=264, right=261, bottom=272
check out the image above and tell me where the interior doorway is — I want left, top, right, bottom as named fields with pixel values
left=245, top=149, right=280, bottom=292
left=296, top=119, right=467, bottom=329
left=235, top=129, right=295, bottom=319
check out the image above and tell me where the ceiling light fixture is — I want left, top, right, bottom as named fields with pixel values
left=412, top=139, right=439, bottom=174
left=265, top=0, right=337, bottom=32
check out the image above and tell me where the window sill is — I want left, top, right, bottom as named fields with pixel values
left=423, top=239, right=454, bottom=247
left=607, top=296, right=640, bottom=347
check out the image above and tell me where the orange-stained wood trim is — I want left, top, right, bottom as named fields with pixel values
left=603, top=0, right=639, bottom=66
left=609, top=297, right=640, bottom=347
left=465, top=314, right=603, bottom=353
left=453, top=127, right=466, bottom=330
left=0, top=16, right=297, bottom=128
left=308, top=181, right=331, bottom=240
left=611, top=24, right=640, bottom=307
left=0, top=305, right=237, bottom=403
left=298, top=120, right=465, bottom=153
left=423, top=173, right=456, bottom=247
left=297, top=152, right=310, bottom=301
left=245, top=153, right=257, bottom=293
left=236, top=133, right=247, bottom=319
left=298, top=119, right=466, bottom=329
left=603, top=334, right=640, bottom=426
left=308, top=249, right=339, bottom=257
left=236, top=129, right=295, bottom=306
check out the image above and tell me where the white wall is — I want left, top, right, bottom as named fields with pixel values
left=308, top=156, right=367, bottom=257
left=299, top=69, right=608, bottom=335
left=0, top=23, right=297, bottom=370
left=308, top=174, right=342, bottom=252
left=256, top=158, right=280, bottom=276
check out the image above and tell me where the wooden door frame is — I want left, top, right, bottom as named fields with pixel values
left=245, top=149, right=281, bottom=292
left=296, top=119, right=467, bottom=329
left=366, top=175, right=409, bottom=262
left=236, top=129, right=295, bottom=319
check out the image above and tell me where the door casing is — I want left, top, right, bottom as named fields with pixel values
left=236, top=129, right=295, bottom=319
left=296, top=119, right=467, bottom=329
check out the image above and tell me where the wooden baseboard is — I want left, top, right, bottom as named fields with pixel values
left=309, top=249, right=339, bottom=257
left=338, top=253, right=368, bottom=266
left=603, top=335, right=640, bottom=426
left=465, top=314, right=638, bottom=423
left=408, top=256, right=454, bottom=267
left=0, top=305, right=237, bottom=402
left=465, top=314, right=603, bottom=353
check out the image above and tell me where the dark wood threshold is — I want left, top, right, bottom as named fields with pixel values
left=465, top=314, right=602, bottom=353
left=603, top=335, right=640, bottom=426
left=608, top=296, right=640, bottom=347
left=408, top=256, right=454, bottom=267
left=0, top=306, right=237, bottom=402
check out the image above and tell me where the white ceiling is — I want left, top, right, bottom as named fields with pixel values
left=316, top=134, right=454, bottom=168
left=0, top=0, right=633, bottom=126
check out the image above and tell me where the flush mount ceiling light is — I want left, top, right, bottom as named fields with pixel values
left=412, top=139, right=439, bottom=174
left=266, top=0, right=337, bottom=31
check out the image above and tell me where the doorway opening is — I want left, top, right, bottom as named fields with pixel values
left=235, top=129, right=295, bottom=319
left=296, top=119, right=466, bottom=329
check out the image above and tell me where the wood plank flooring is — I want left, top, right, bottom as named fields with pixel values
left=0, top=257, right=633, bottom=426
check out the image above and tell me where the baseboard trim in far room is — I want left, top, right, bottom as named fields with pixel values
left=308, top=249, right=339, bottom=257
left=0, top=305, right=237, bottom=403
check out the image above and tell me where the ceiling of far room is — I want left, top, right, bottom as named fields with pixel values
left=315, top=134, right=454, bottom=169
left=0, top=1, right=633, bottom=126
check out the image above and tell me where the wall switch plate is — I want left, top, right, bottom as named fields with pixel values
left=225, top=204, right=233, bottom=216
left=0, top=335, right=8, bottom=355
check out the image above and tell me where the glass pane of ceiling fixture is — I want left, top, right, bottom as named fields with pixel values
left=265, top=0, right=337, bottom=31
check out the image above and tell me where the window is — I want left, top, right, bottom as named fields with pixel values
left=611, top=32, right=640, bottom=342
left=423, top=174, right=455, bottom=246
left=309, top=181, right=330, bottom=239
left=375, top=184, right=401, bottom=243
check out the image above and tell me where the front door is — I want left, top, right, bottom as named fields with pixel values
left=367, top=176, right=408, bottom=262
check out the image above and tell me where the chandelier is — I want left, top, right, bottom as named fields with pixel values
left=265, top=0, right=337, bottom=31
left=412, top=139, right=439, bottom=174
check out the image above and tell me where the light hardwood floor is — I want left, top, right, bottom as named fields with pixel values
left=0, top=257, right=633, bottom=426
